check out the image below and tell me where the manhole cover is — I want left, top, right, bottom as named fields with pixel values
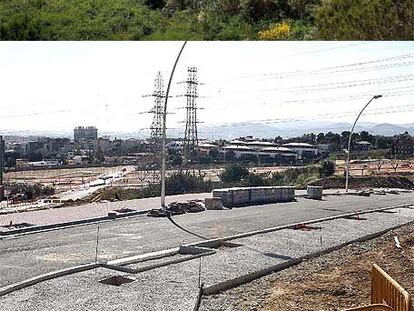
left=99, top=275, right=135, bottom=286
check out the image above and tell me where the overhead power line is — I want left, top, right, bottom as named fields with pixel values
left=228, top=53, right=414, bottom=81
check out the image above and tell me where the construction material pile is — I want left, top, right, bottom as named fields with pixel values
left=147, top=200, right=205, bottom=217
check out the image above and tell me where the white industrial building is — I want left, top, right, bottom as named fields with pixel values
left=282, top=142, right=319, bottom=160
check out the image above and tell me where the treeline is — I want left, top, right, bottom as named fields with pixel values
left=277, top=130, right=407, bottom=152
left=0, top=0, right=412, bottom=40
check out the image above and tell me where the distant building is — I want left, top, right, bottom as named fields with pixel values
left=196, top=142, right=218, bottom=157
left=282, top=142, right=318, bottom=162
left=74, top=126, right=98, bottom=141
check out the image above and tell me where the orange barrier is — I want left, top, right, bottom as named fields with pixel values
left=371, top=264, right=412, bottom=311
left=343, top=264, right=412, bottom=311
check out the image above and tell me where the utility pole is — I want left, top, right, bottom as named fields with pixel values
left=345, top=95, right=382, bottom=192
left=183, top=67, right=200, bottom=162
left=160, top=42, right=187, bottom=208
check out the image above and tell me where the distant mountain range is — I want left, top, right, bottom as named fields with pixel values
left=0, top=121, right=413, bottom=140
left=193, top=121, right=414, bottom=139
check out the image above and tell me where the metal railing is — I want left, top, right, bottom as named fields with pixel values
left=344, top=264, right=412, bottom=311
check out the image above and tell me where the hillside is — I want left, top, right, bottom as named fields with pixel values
left=0, top=0, right=412, bottom=40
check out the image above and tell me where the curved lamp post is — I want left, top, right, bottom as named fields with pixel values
left=345, top=95, right=382, bottom=192
left=161, top=41, right=187, bottom=208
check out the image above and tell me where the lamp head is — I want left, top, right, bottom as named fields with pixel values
left=373, top=95, right=382, bottom=99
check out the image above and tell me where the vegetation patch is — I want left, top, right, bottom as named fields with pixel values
left=0, top=0, right=411, bottom=40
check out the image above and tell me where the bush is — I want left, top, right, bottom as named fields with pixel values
left=0, top=0, right=163, bottom=40
left=242, top=173, right=268, bottom=187
left=313, top=0, right=414, bottom=40
left=9, top=183, right=55, bottom=200
left=258, top=21, right=291, bottom=40
left=319, top=160, right=335, bottom=178
left=165, top=171, right=213, bottom=194
left=219, top=164, right=250, bottom=183
left=271, top=165, right=320, bottom=187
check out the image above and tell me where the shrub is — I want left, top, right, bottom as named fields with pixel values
left=258, top=21, right=291, bottom=40
left=319, top=160, right=335, bottom=178
left=313, top=0, right=414, bottom=40
left=165, top=171, right=213, bottom=194
left=242, top=173, right=268, bottom=187
left=271, top=165, right=320, bottom=187
left=219, top=164, right=250, bottom=183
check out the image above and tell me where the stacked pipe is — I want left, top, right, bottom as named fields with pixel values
left=212, top=186, right=295, bottom=207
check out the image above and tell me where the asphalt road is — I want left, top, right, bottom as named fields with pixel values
left=0, top=192, right=413, bottom=288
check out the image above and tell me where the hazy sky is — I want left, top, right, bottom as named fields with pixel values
left=0, top=41, right=413, bottom=136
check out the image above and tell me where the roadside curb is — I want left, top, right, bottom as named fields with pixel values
left=0, top=263, right=101, bottom=297
left=107, top=248, right=180, bottom=266
left=183, top=203, right=412, bottom=249
left=0, top=209, right=151, bottom=237
left=201, top=219, right=414, bottom=295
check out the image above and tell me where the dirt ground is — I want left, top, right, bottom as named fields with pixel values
left=311, top=175, right=414, bottom=190
left=335, top=160, right=414, bottom=176
left=4, top=166, right=132, bottom=193
left=204, top=223, right=414, bottom=311
left=4, top=165, right=291, bottom=193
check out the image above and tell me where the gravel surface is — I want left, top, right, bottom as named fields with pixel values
left=200, top=222, right=414, bottom=311
left=1, top=206, right=414, bottom=310
left=1, top=262, right=201, bottom=311
left=199, top=207, right=414, bottom=290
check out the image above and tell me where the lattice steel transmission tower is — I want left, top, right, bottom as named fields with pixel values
left=149, top=71, right=165, bottom=141
left=183, top=67, right=200, bottom=160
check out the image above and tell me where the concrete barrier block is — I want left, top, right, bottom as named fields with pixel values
left=307, top=185, right=323, bottom=200
left=205, top=197, right=223, bottom=210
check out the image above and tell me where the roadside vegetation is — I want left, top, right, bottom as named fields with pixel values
left=97, top=162, right=334, bottom=201
left=8, top=183, right=55, bottom=201
left=0, top=0, right=412, bottom=40
left=97, top=160, right=413, bottom=202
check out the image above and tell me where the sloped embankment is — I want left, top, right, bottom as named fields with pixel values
left=310, top=175, right=414, bottom=190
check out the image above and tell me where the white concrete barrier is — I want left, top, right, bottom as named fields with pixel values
left=212, top=186, right=295, bottom=207
left=307, top=186, right=323, bottom=200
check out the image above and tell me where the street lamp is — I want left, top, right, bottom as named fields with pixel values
left=345, top=95, right=382, bottom=192
left=160, top=41, right=187, bottom=208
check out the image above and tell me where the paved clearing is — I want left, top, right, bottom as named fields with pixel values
left=1, top=205, right=414, bottom=310
left=0, top=192, right=413, bottom=289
